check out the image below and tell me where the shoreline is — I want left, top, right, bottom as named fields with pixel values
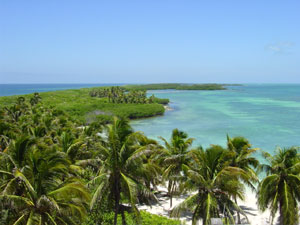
left=138, top=186, right=275, bottom=225
left=163, top=104, right=173, bottom=111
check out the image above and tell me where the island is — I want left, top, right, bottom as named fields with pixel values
left=0, top=83, right=228, bottom=124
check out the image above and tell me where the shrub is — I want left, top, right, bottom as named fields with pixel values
left=84, top=211, right=181, bottom=225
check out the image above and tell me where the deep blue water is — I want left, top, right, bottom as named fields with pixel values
left=0, top=83, right=123, bottom=96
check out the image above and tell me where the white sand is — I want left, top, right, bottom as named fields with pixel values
left=237, top=191, right=273, bottom=225
left=137, top=187, right=275, bottom=225
left=163, top=105, right=173, bottom=111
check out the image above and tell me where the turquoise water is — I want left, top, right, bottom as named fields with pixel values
left=2, top=83, right=300, bottom=158
left=131, top=84, right=300, bottom=157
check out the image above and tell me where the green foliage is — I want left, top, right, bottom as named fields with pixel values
left=90, top=86, right=158, bottom=104
left=226, top=135, right=259, bottom=224
left=89, top=117, right=160, bottom=224
left=3, top=90, right=300, bottom=225
left=258, top=147, right=300, bottom=225
left=0, top=88, right=165, bottom=124
left=159, top=129, right=194, bottom=208
left=151, top=96, right=170, bottom=105
left=176, top=84, right=226, bottom=90
left=171, top=145, right=247, bottom=225
left=84, top=211, right=181, bottom=225
left=0, top=96, right=91, bottom=224
left=0, top=84, right=227, bottom=124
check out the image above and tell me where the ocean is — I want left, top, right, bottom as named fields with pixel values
left=131, top=84, right=300, bottom=159
left=0, top=83, right=122, bottom=96
left=1, top=83, right=300, bottom=159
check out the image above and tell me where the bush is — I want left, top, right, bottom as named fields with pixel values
left=84, top=211, right=181, bottom=225
left=153, top=97, right=169, bottom=105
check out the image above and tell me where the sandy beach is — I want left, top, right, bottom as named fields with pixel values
left=138, top=186, right=274, bottom=225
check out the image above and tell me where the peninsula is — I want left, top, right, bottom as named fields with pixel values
left=0, top=83, right=227, bottom=124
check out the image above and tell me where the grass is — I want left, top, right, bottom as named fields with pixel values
left=0, top=88, right=165, bottom=124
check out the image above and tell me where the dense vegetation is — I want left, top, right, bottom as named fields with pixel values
left=0, top=84, right=230, bottom=124
left=0, top=94, right=180, bottom=225
left=85, top=211, right=181, bottom=225
left=124, top=83, right=226, bottom=91
left=1, top=93, right=300, bottom=225
left=89, top=86, right=169, bottom=105
left=0, top=88, right=166, bottom=124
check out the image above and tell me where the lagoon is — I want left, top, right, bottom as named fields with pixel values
left=2, top=83, right=300, bottom=159
left=131, top=84, right=300, bottom=159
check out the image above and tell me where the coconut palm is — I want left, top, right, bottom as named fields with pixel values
left=4, top=135, right=35, bottom=169
left=171, top=145, right=247, bottom=225
left=90, top=117, right=155, bottom=225
left=257, top=147, right=300, bottom=225
left=4, top=104, right=23, bottom=122
left=30, top=92, right=42, bottom=106
left=0, top=147, right=90, bottom=224
left=159, top=129, right=194, bottom=208
left=0, top=96, right=91, bottom=224
left=134, top=134, right=162, bottom=201
left=89, top=86, right=158, bottom=104
left=227, top=135, right=259, bottom=223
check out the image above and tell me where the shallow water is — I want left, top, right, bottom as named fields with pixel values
left=131, top=84, right=300, bottom=159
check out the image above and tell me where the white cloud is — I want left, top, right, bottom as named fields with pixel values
left=265, top=42, right=295, bottom=54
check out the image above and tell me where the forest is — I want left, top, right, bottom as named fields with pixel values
left=1, top=93, right=299, bottom=225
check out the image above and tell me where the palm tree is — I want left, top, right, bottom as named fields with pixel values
left=30, top=92, right=42, bottom=106
left=257, top=147, right=300, bottom=225
left=0, top=97, right=92, bottom=224
left=171, top=145, right=247, bottom=225
left=90, top=117, right=155, bottom=225
left=227, top=135, right=259, bottom=223
left=0, top=147, right=90, bottom=224
left=5, top=135, right=35, bottom=169
left=159, top=129, right=194, bottom=208
left=134, top=134, right=162, bottom=201
left=4, top=105, right=23, bottom=122
left=90, top=87, right=156, bottom=104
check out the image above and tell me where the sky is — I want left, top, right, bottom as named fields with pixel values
left=0, top=0, right=299, bottom=84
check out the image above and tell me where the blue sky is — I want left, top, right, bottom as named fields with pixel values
left=0, top=0, right=299, bottom=83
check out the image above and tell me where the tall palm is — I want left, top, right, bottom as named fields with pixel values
left=159, top=129, right=194, bottom=208
left=90, top=117, right=155, bottom=225
left=227, top=135, right=259, bottom=223
left=257, top=147, right=300, bottom=225
left=171, top=145, right=247, bottom=225
left=135, top=134, right=162, bottom=200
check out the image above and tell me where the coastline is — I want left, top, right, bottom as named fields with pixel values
left=138, top=186, right=274, bottom=225
left=163, top=104, right=173, bottom=111
left=0, top=88, right=166, bottom=124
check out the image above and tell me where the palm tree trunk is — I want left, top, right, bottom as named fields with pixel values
left=168, top=181, right=173, bottom=208
left=121, top=209, right=126, bottom=225
left=114, top=197, right=119, bottom=225
left=234, top=196, right=241, bottom=224
left=279, top=201, right=284, bottom=225
left=114, top=181, right=120, bottom=225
